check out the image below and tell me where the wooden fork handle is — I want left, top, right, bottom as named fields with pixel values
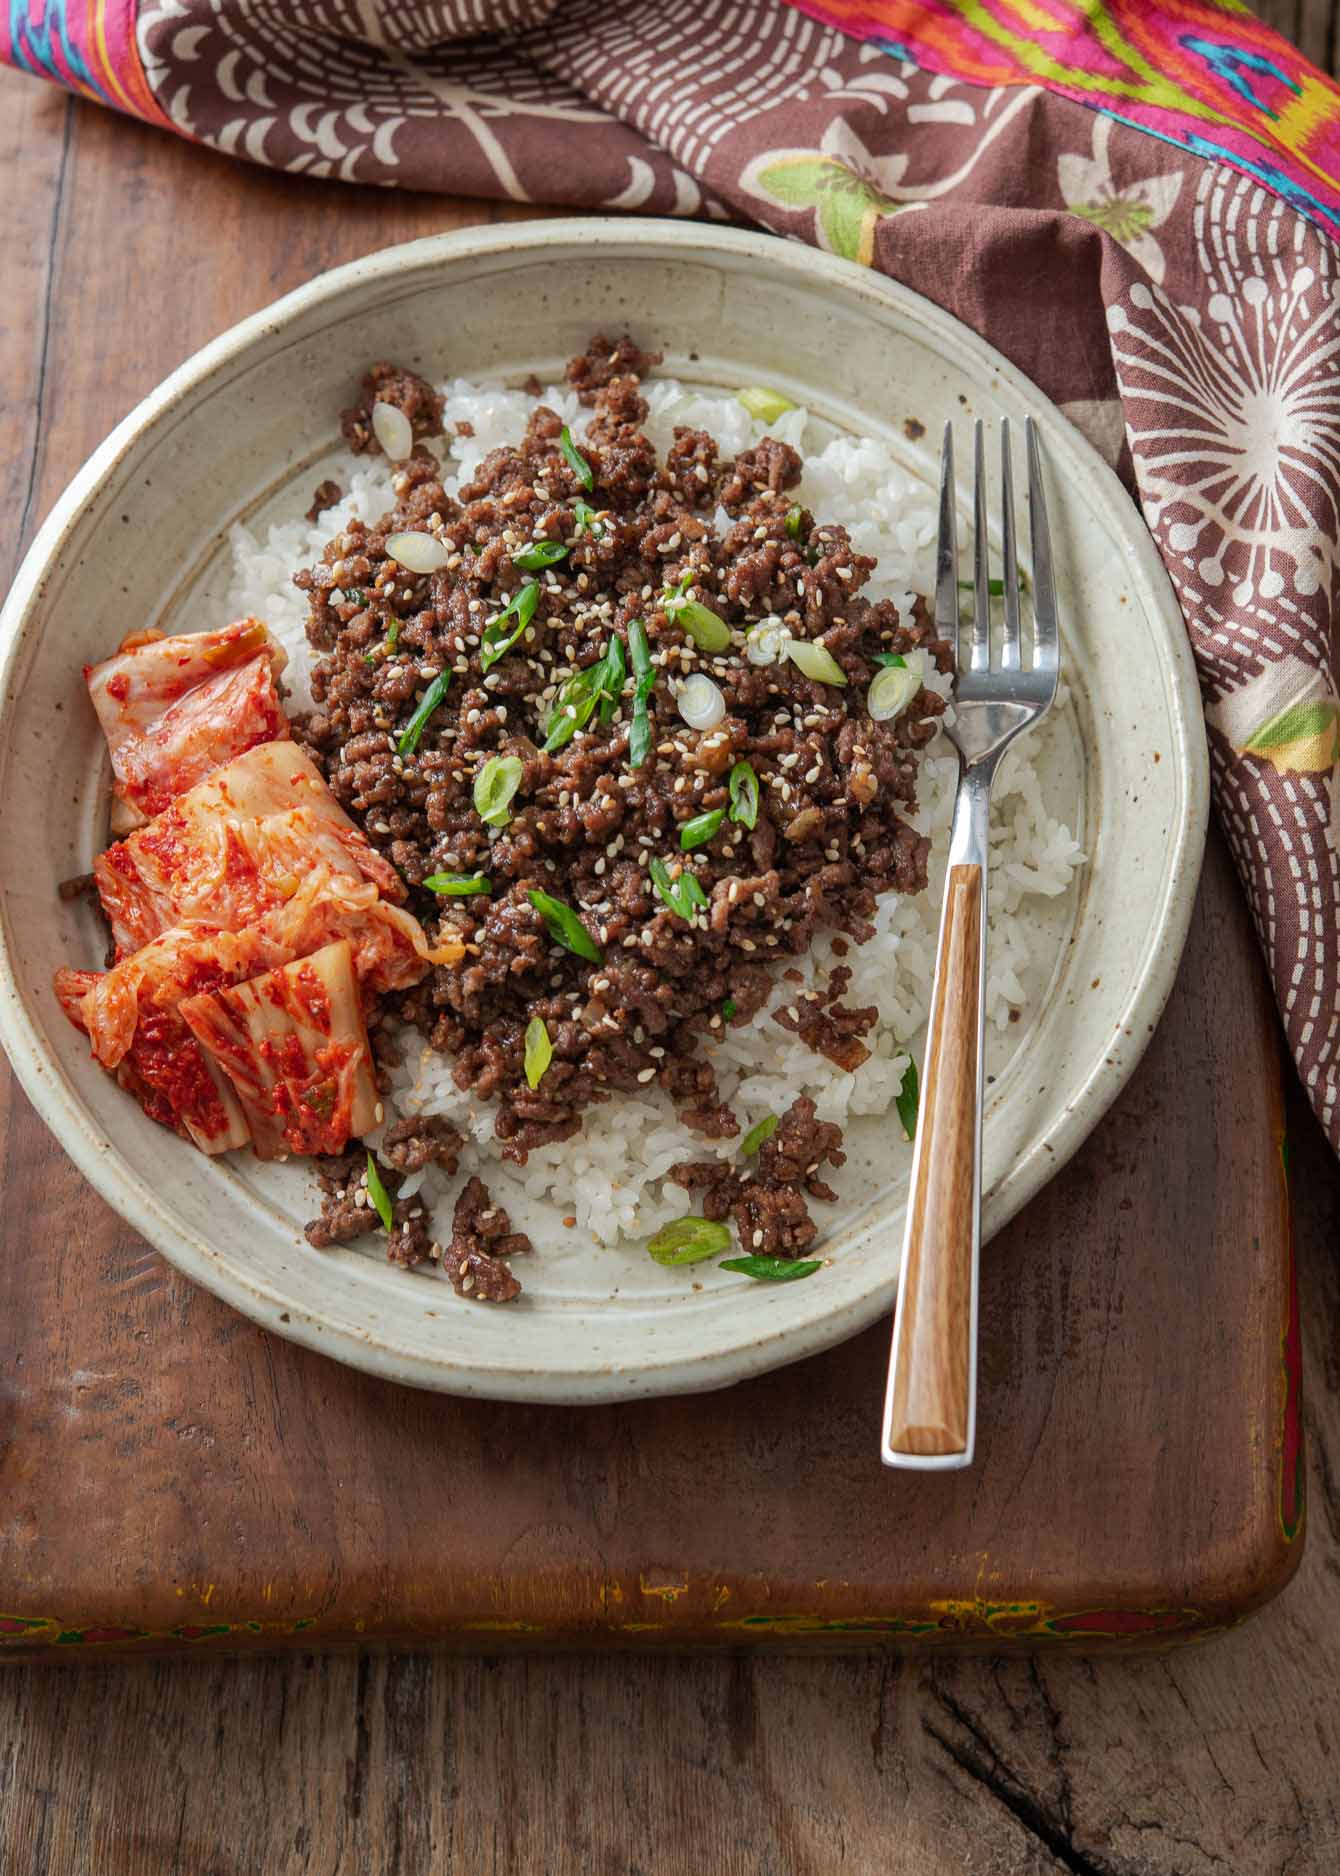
left=883, top=862, right=984, bottom=1462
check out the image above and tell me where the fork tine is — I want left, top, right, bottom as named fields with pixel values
left=1026, top=417, right=1059, bottom=674
left=970, top=419, right=990, bottom=672
left=934, top=422, right=959, bottom=664
left=999, top=420, right=1021, bottom=672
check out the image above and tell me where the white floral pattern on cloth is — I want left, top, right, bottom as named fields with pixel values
left=1057, top=114, right=1183, bottom=285
left=1111, top=165, right=1340, bottom=1139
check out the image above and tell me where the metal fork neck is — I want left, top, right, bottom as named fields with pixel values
left=946, top=756, right=995, bottom=872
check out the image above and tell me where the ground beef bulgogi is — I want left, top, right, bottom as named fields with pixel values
left=297, top=336, right=951, bottom=1272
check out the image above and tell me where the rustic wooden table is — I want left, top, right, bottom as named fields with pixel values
left=3, top=2, right=1340, bottom=1864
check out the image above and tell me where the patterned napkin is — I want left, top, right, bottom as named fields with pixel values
left=6, top=0, right=1340, bottom=1154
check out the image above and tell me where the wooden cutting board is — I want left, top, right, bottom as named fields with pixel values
left=0, top=84, right=1303, bottom=1660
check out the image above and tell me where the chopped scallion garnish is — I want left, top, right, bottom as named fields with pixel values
left=480, top=581, right=540, bottom=672
left=740, top=1113, right=779, bottom=1156
left=573, top=499, right=604, bottom=539
left=599, top=633, right=625, bottom=725
left=646, top=1217, right=732, bottom=1265
left=524, top=1016, right=553, bottom=1090
left=871, top=651, right=906, bottom=668
left=528, top=888, right=603, bottom=962
left=627, top=618, right=655, bottom=770
left=783, top=507, right=805, bottom=542
left=384, top=619, right=401, bottom=654
left=783, top=637, right=847, bottom=687
left=473, top=754, right=523, bottom=827
left=649, top=856, right=709, bottom=922
left=721, top=997, right=737, bottom=1021
left=559, top=425, right=594, bottom=491
left=512, top=539, right=569, bottom=573
left=422, top=873, right=491, bottom=896
left=719, top=1255, right=822, bottom=1283
left=728, top=760, right=760, bottom=830
left=680, top=807, right=724, bottom=852
left=867, top=661, right=921, bottom=723
left=663, top=573, right=731, bottom=653
left=896, top=1058, right=919, bottom=1143
left=365, top=1152, right=394, bottom=1232
left=397, top=670, right=451, bottom=758
left=736, top=386, right=797, bottom=423
left=543, top=637, right=626, bottom=753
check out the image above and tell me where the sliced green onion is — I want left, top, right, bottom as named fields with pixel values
left=513, top=539, right=569, bottom=572
left=783, top=637, right=847, bottom=687
left=680, top=808, right=724, bottom=852
left=719, top=1255, right=822, bottom=1283
left=529, top=888, right=602, bottom=962
left=384, top=619, right=401, bottom=655
left=627, top=618, right=655, bottom=770
left=385, top=529, right=449, bottom=574
left=744, top=620, right=785, bottom=667
left=737, top=386, right=797, bottom=423
left=649, top=856, right=708, bottom=922
left=524, top=1016, right=553, bottom=1090
left=480, top=581, right=540, bottom=672
left=473, top=754, right=523, bottom=827
left=740, top=1113, right=779, bottom=1156
left=663, top=573, right=731, bottom=653
left=397, top=670, right=451, bottom=757
left=422, top=873, right=491, bottom=896
left=543, top=638, right=625, bottom=754
left=365, top=1152, right=394, bottom=1232
left=721, top=997, right=737, bottom=1021
left=573, top=498, right=604, bottom=539
left=896, top=1057, right=919, bottom=1143
left=867, top=662, right=922, bottom=722
left=599, top=634, right=625, bottom=725
left=344, top=587, right=365, bottom=605
left=958, top=573, right=1028, bottom=596
left=677, top=673, right=725, bottom=731
left=646, top=1216, right=732, bottom=1266
left=871, top=651, right=906, bottom=668
left=559, top=425, right=594, bottom=491
left=728, top=760, right=760, bottom=830
left=784, top=506, right=805, bottom=542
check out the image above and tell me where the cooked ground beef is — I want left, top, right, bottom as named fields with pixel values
left=304, top=1150, right=434, bottom=1266
left=305, top=480, right=343, bottom=525
left=773, top=963, right=878, bottom=1073
left=296, top=337, right=949, bottom=1254
left=340, top=361, right=444, bottom=457
left=447, top=1175, right=530, bottom=1302
left=565, top=333, right=664, bottom=404
left=668, top=1095, right=847, bottom=1256
left=379, top=1114, right=464, bottom=1174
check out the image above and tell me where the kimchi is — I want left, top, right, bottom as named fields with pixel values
left=85, top=618, right=289, bottom=831
left=58, top=617, right=455, bottom=1161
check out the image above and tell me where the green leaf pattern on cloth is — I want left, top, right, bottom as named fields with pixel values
left=742, top=134, right=919, bottom=264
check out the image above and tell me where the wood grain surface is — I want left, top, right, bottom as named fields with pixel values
left=1, top=0, right=1339, bottom=1862
left=0, top=74, right=1299, bottom=1662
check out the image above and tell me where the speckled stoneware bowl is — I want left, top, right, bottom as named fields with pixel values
left=0, top=221, right=1208, bottom=1401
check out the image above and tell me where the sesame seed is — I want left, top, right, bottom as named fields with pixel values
left=637, top=1068, right=656, bottom=1083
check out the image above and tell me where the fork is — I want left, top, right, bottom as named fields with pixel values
left=880, top=417, right=1059, bottom=1471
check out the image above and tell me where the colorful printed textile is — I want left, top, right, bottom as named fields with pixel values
left=790, top=0, right=1340, bottom=241
left=4, top=0, right=1339, bottom=1154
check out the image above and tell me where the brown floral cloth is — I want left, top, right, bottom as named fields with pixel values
left=8, top=0, right=1340, bottom=1153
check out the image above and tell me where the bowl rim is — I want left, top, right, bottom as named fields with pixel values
left=0, top=216, right=1209, bottom=1399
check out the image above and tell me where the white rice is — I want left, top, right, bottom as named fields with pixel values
left=225, top=378, right=1084, bottom=1248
